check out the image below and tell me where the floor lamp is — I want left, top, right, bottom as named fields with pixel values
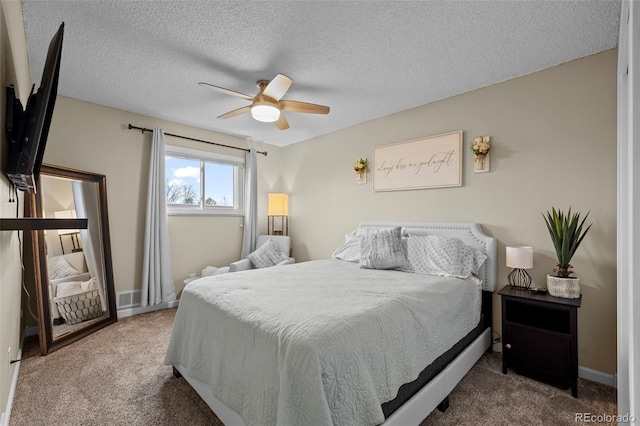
left=267, top=193, right=288, bottom=236
left=55, top=210, right=82, bottom=254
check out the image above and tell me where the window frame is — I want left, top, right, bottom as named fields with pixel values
left=165, top=145, right=244, bottom=217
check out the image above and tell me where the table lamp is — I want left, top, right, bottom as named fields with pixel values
left=506, top=246, right=533, bottom=289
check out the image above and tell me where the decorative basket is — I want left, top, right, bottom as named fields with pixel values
left=546, top=275, right=580, bottom=299
left=54, top=289, right=102, bottom=325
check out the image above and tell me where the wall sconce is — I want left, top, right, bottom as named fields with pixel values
left=506, top=246, right=533, bottom=289
left=472, top=136, right=491, bottom=173
left=54, top=210, right=82, bottom=254
left=267, top=193, right=288, bottom=236
left=354, top=158, right=368, bottom=184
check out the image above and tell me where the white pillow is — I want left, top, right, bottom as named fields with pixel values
left=247, top=239, right=290, bottom=268
left=467, top=247, right=488, bottom=275
left=48, top=257, right=81, bottom=280
left=56, top=278, right=97, bottom=297
left=331, top=234, right=361, bottom=262
left=402, top=235, right=487, bottom=278
left=55, top=281, right=83, bottom=298
left=359, top=227, right=407, bottom=270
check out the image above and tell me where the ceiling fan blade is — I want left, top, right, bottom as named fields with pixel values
left=263, top=74, right=293, bottom=101
left=198, top=82, right=254, bottom=101
left=280, top=100, right=330, bottom=115
left=274, top=113, right=290, bottom=130
left=217, top=105, right=251, bottom=119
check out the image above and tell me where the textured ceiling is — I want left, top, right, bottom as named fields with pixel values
left=22, top=1, right=620, bottom=147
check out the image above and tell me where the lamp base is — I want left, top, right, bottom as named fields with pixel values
left=267, top=216, right=288, bottom=236
left=508, top=268, right=532, bottom=289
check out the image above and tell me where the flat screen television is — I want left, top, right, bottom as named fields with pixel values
left=5, top=22, right=64, bottom=193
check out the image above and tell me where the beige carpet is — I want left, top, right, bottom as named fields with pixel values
left=10, top=308, right=616, bottom=426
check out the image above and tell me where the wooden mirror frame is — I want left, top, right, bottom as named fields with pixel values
left=29, top=164, right=117, bottom=355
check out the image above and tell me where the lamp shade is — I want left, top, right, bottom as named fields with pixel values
left=506, top=246, right=533, bottom=269
left=267, top=193, right=288, bottom=216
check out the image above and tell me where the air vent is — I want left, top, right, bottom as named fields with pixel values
left=117, top=290, right=141, bottom=309
left=132, top=291, right=141, bottom=306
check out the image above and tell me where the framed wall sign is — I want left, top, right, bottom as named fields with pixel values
left=373, top=131, right=463, bottom=192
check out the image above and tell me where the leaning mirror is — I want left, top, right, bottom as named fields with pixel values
left=29, top=164, right=117, bottom=355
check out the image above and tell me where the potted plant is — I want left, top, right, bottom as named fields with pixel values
left=542, top=207, right=592, bottom=298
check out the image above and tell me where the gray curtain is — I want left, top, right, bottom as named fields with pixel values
left=141, top=128, right=176, bottom=306
left=241, top=148, right=258, bottom=258
left=72, top=180, right=106, bottom=311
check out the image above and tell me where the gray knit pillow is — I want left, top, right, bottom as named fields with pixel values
left=48, top=257, right=81, bottom=280
left=247, top=239, right=290, bottom=268
left=359, top=227, right=407, bottom=270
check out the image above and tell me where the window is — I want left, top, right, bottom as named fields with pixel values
left=165, top=145, right=244, bottom=216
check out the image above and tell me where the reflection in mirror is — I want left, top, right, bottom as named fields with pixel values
left=31, top=164, right=117, bottom=354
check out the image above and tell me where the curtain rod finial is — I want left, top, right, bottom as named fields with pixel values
left=127, top=123, right=145, bottom=134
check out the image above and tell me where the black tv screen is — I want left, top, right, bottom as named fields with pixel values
left=5, top=22, right=64, bottom=193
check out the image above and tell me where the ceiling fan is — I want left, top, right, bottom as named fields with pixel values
left=198, top=74, right=330, bottom=130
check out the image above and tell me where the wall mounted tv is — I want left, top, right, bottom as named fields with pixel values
left=5, top=22, right=64, bottom=193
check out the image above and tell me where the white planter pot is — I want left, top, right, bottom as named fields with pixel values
left=546, top=275, right=580, bottom=299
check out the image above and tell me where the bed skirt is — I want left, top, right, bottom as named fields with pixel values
left=382, top=315, right=486, bottom=417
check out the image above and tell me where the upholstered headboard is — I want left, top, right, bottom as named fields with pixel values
left=358, top=222, right=498, bottom=292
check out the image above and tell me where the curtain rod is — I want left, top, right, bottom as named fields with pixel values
left=127, top=124, right=268, bottom=156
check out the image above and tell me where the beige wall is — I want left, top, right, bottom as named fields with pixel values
left=281, top=50, right=617, bottom=374
left=40, top=176, right=75, bottom=257
left=43, top=97, right=285, bottom=297
left=0, top=0, right=31, bottom=420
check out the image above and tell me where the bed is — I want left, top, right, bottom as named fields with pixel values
left=164, top=222, right=497, bottom=425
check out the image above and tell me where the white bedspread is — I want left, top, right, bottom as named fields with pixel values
left=164, top=259, right=481, bottom=426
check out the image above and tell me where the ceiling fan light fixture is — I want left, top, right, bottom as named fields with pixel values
left=251, top=103, right=281, bottom=123
left=200, top=74, right=329, bottom=130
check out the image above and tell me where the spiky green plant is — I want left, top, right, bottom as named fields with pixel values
left=542, top=207, right=592, bottom=278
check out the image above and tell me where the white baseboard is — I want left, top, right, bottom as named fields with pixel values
left=578, top=365, right=617, bottom=388
left=4, top=325, right=38, bottom=426
left=117, top=300, right=179, bottom=318
left=3, top=347, right=22, bottom=426
left=492, top=342, right=503, bottom=353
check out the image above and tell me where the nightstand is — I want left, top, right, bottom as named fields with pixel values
left=498, top=285, right=581, bottom=397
